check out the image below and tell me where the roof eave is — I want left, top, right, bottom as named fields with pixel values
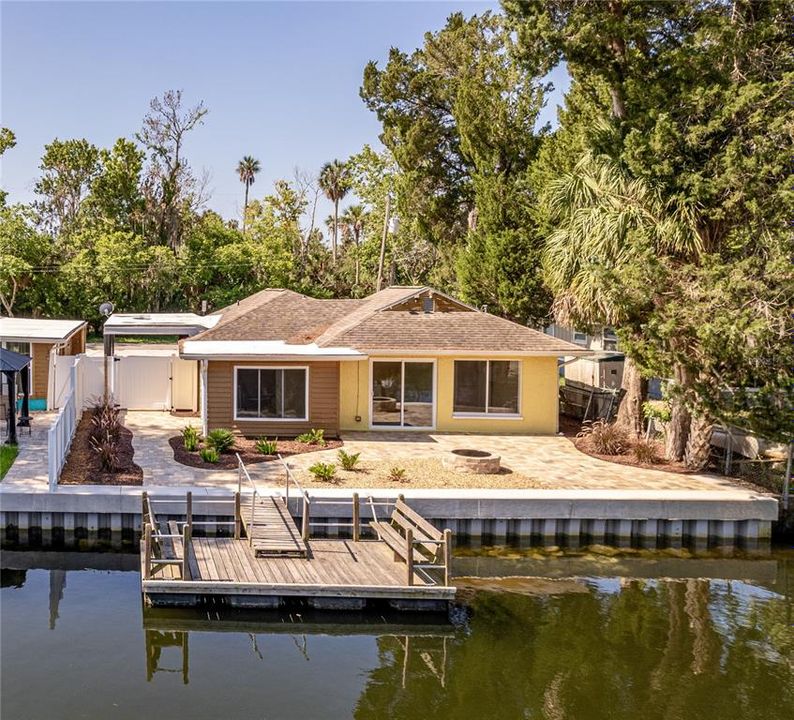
left=179, top=352, right=367, bottom=362
left=354, top=348, right=596, bottom=357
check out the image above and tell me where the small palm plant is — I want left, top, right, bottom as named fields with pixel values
left=206, top=428, right=236, bottom=453
left=199, top=447, right=219, bottom=464
left=388, top=466, right=407, bottom=483
left=255, top=437, right=278, bottom=455
left=296, top=428, right=327, bottom=447
left=308, top=462, right=337, bottom=483
left=337, top=449, right=360, bottom=471
left=182, top=425, right=199, bottom=452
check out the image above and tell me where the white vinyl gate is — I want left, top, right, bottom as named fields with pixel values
left=113, top=355, right=173, bottom=410
left=52, top=352, right=197, bottom=411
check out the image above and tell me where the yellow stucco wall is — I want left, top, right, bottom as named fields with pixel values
left=339, top=355, right=559, bottom=434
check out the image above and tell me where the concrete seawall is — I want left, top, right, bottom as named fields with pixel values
left=0, top=485, right=778, bottom=550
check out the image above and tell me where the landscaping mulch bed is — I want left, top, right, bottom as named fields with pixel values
left=60, top=410, right=143, bottom=486
left=295, top=457, right=542, bottom=490
left=169, top=435, right=343, bottom=470
left=571, top=434, right=697, bottom=474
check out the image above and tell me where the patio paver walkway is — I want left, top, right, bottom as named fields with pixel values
left=124, top=412, right=750, bottom=493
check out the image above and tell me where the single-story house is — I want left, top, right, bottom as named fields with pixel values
left=180, top=287, right=590, bottom=437
left=0, top=317, right=87, bottom=407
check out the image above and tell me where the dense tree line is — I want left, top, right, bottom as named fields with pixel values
left=1, top=1, right=791, bottom=467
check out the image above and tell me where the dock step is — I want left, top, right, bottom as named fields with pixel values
left=240, top=496, right=307, bottom=557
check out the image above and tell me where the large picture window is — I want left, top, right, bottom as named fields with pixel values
left=235, top=367, right=308, bottom=420
left=453, top=360, right=520, bottom=416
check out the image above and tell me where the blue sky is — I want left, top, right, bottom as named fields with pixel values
left=1, top=1, right=569, bottom=222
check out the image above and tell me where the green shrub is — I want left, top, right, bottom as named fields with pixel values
left=388, top=466, right=407, bottom=483
left=642, top=400, right=671, bottom=423
left=199, top=447, right=219, bottom=464
left=182, top=425, right=199, bottom=452
left=308, top=462, right=337, bottom=482
left=206, top=428, right=236, bottom=453
left=255, top=437, right=278, bottom=455
left=337, top=449, right=360, bottom=471
left=296, top=428, right=327, bottom=446
left=577, top=420, right=628, bottom=455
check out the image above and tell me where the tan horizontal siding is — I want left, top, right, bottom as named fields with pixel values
left=206, top=360, right=340, bottom=437
left=31, top=342, right=53, bottom=399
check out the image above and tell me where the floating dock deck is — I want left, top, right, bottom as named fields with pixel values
left=140, top=461, right=455, bottom=611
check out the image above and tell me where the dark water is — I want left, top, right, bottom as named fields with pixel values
left=1, top=549, right=793, bottom=720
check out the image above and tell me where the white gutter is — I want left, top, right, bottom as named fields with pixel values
left=358, top=348, right=595, bottom=358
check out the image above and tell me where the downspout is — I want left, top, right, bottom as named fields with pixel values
left=200, top=359, right=208, bottom=437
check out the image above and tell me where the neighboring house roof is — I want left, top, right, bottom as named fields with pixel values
left=103, top=312, right=220, bottom=336
left=0, top=317, right=86, bottom=343
left=183, top=286, right=589, bottom=358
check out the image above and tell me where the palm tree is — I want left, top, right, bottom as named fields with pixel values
left=340, top=204, right=366, bottom=286
left=544, top=152, right=703, bottom=463
left=237, top=156, right=261, bottom=233
left=318, top=160, right=350, bottom=263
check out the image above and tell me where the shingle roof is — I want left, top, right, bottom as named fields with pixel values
left=195, top=290, right=359, bottom=344
left=188, top=286, right=587, bottom=356
left=324, top=310, right=584, bottom=354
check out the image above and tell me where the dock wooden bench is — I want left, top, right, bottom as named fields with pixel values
left=370, top=498, right=452, bottom=586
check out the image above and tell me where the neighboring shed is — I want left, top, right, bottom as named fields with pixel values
left=0, top=317, right=87, bottom=407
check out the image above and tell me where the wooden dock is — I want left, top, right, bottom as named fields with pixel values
left=140, top=459, right=455, bottom=611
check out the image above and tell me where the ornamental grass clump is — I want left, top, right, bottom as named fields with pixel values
left=577, top=419, right=628, bottom=456
left=206, top=428, right=236, bottom=453
left=308, top=462, right=337, bottom=483
left=337, top=449, right=361, bottom=471
left=633, top=438, right=659, bottom=465
left=255, top=437, right=278, bottom=455
left=182, top=425, right=199, bottom=452
left=89, top=399, right=122, bottom=471
left=90, top=399, right=121, bottom=443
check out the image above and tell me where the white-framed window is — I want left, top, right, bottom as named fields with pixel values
left=573, top=330, right=588, bottom=345
left=453, top=360, right=521, bottom=417
left=234, top=366, right=308, bottom=421
left=602, top=326, right=618, bottom=351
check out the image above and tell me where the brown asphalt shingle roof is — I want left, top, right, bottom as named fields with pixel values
left=190, top=286, right=585, bottom=355
left=322, top=310, right=583, bottom=354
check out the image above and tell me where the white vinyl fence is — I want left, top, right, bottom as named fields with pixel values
left=46, top=357, right=93, bottom=490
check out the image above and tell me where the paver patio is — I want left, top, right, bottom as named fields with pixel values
left=123, top=411, right=749, bottom=493
left=1, top=411, right=56, bottom=491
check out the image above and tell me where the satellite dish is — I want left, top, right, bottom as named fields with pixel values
left=99, top=301, right=114, bottom=317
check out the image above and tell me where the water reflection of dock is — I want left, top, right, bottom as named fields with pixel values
left=142, top=609, right=454, bottom=685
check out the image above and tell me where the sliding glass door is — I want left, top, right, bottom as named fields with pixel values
left=371, top=360, right=434, bottom=429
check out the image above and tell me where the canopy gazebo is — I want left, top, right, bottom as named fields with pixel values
left=1, top=347, right=31, bottom=445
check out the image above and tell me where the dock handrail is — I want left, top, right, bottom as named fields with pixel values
left=237, top=453, right=261, bottom=547
left=278, top=454, right=311, bottom=541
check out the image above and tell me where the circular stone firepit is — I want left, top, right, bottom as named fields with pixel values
left=442, top=448, right=501, bottom=474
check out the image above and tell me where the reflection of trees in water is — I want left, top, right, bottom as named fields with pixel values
left=0, top=568, right=26, bottom=588
left=353, top=580, right=794, bottom=720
